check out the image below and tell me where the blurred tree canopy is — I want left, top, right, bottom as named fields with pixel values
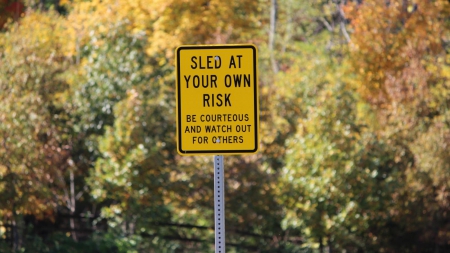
left=0, top=0, right=449, bottom=252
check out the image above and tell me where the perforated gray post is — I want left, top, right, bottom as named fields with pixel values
left=214, top=155, right=225, bottom=252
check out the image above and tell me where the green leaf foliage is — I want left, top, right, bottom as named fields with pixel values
left=0, top=0, right=450, bottom=252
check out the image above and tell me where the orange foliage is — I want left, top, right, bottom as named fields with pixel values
left=345, top=0, right=450, bottom=107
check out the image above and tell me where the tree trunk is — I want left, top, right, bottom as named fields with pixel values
left=269, top=0, right=278, bottom=74
left=70, top=170, right=77, bottom=241
left=319, top=236, right=324, bottom=253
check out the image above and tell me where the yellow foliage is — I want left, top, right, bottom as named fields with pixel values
left=66, top=0, right=259, bottom=59
left=1, top=10, right=70, bottom=58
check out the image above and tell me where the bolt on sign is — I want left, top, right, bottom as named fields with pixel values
left=176, top=44, right=259, bottom=155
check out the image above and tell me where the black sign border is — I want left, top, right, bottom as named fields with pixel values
left=176, top=45, right=259, bottom=155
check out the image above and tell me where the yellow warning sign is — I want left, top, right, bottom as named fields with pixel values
left=176, top=44, right=259, bottom=155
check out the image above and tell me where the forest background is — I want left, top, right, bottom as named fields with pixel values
left=0, top=0, right=449, bottom=252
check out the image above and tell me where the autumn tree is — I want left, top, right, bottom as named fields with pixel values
left=344, top=0, right=450, bottom=251
left=0, top=9, right=79, bottom=249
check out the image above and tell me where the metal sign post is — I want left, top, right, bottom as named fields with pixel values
left=214, top=155, right=225, bottom=252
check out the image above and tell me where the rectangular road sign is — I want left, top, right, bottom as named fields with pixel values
left=176, top=44, right=259, bottom=155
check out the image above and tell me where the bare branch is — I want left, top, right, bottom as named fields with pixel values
left=319, top=17, right=333, bottom=32
left=338, top=4, right=352, bottom=45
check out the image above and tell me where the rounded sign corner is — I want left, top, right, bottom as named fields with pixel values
left=248, top=44, right=257, bottom=51
left=176, top=45, right=188, bottom=52
left=177, top=146, right=187, bottom=156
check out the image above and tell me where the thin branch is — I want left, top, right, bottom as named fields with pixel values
left=320, top=17, right=333, bottom=32
left=338, top=4, right=352, bottom=45
left=75, top=185, right=88, bottom=200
